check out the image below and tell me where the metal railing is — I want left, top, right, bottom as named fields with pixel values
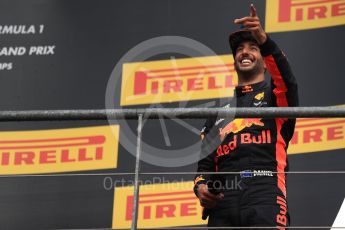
left=0, top=107, right=345, bottom=121
left=1, top=107, right=345, bottom=230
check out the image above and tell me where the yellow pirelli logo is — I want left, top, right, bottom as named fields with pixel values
left=112, top=181, right=206, bottom=229
left=120, top=55, right=237, bottom=106
left=289, top=117, right=345, bottom=154
left=266, top=0, right=345, bottom=32
left=0, top=125, right=119, bottom=174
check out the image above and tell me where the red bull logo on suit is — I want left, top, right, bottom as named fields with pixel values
left=217, top=118, right=270, bottom=157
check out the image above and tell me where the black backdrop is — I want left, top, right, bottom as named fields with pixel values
left=0, top=0, right=345, bottom=229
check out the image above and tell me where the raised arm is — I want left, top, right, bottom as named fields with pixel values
left=235, top=4, right=298, bottom=107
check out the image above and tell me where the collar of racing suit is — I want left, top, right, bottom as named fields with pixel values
left=235, top=80, right=267, bottom=96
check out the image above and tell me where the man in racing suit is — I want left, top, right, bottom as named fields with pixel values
left=194, top=4, right=298, bottom=229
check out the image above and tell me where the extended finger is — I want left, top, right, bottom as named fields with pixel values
left=250, top=4, right=257, bottom=17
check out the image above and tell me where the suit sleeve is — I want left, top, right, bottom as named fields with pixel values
left=193, top=118, right=216, bottom=197
left=260, top=36, right=299, bottom=107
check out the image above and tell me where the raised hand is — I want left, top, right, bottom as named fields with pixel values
left=234, top=4, right=267, bottom=45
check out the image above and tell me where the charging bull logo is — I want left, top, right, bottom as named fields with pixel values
left=254, top=92, right=264, bottom=101
left=253, top=92, right=267, bottom=107
left=219, top=118, right=264, bottom=141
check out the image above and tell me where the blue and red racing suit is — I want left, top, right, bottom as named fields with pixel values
left=194, top=36, right=299, bottom=228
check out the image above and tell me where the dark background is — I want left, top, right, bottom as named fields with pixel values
left=0, top=0, right=344, bottom=229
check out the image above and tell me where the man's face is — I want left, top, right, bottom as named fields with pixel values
left=234, top=41, right=266, bottom=78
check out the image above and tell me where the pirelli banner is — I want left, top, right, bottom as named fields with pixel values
left=290, top=116, right=345, bottom=154
left=0, top=126, right=120, bottom=174
left=120, top=55, right=237, bottom=105
left=112, top=182, right=206, bottom=229
left=266, top=0, right=345, bottom=32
